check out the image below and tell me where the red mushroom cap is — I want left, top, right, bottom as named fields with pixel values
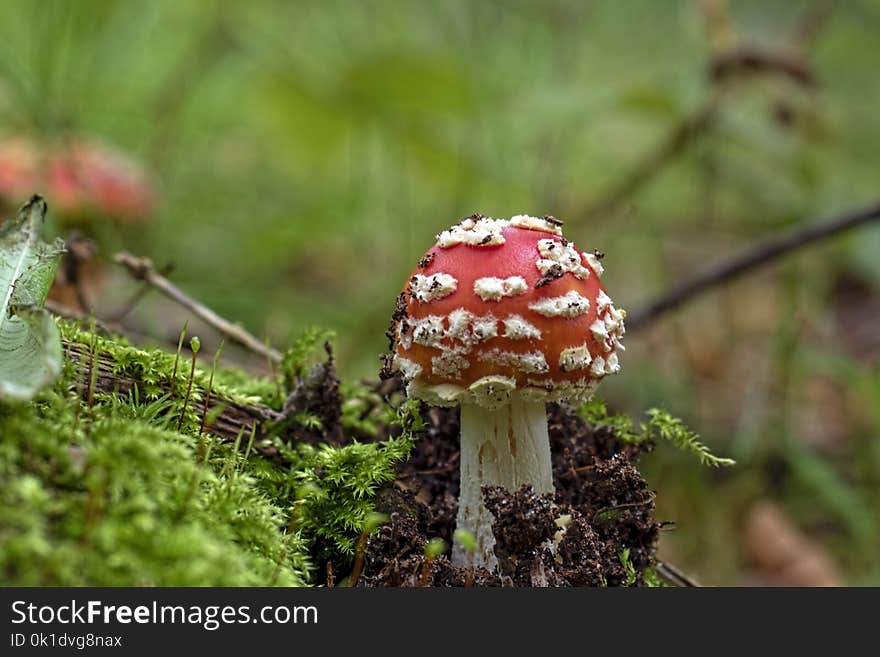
left=392, top=214, right=625, bottom=408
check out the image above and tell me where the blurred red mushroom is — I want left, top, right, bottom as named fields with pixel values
left=0, top=134, right=155, bottom=223
left=0, top=134, right=157, bottom=311
left=49, top=140, right=155, bottom=222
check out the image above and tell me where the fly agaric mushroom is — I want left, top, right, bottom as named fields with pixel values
left=390, top=214, right=626, bottom=569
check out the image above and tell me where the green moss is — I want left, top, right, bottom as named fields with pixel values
left=0, top=390, right=308, bottom=585
left=1, top=322, right=417, bottom=586
left=59, top=321, right=267, bottom=408
left=6, top=321, right=713, bottom=587
left=578, top=398, right=735, bottom=468
left=281, top=326, right=336, bottom=386
left=283, top=432, right=415, bottom=559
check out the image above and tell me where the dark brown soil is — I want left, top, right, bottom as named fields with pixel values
left=357, top=398, right=660, bottom=587
left=285, top=352, right=660, bottom=587
left=276, top=342, right=345, bottom=445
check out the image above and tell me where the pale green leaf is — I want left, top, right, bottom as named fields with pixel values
left=0, top=196, right=65, bottom=401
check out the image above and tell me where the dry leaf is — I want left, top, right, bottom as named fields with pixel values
left=742, top=500, right=843, bottom=586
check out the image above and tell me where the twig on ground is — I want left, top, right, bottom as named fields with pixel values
left=626, top=200, right=880, bottom=332
left=113, top=251, right=282, bottom=364
left=708, top=46, right=817, bottom=87
left=558, top=463, right=596, bottom=480
left=654, top=560, right=700, bottom=587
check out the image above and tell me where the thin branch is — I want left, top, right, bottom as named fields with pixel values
left=558, top=463, right=597, bottom=480
left=626, top=200, right=880, bottom=331
left=113, top=251, right=282, bottom=364
left=579, top=94, right=722, bottom=220
left=708, top=46, right=817, bottom=87
left=654, top=560, right=700, bottom=587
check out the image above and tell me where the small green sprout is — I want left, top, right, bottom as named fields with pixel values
left=170, top=321, right=189, bottom=399
left=619, top=548, right=637, bottom=587
left=424, top=538, right=447, bottom=559
left=199, top=339, right=225, bottom=438
left=363, top=512, right=390, bottom=534
left=177, top=335, right=201, bottom=432
left=453, top=529, right=476, bottom=553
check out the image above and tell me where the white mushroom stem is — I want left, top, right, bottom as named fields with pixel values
left=452, top=398, right=554, bottom=570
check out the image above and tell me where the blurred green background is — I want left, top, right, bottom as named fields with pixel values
left=1, top=0, right=878, bottom=585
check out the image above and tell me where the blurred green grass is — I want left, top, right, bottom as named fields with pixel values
left=1, top=0, right=878, bottom=585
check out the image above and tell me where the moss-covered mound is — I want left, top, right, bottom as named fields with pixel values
left=1, top=320, right=725, bottom=586
left=0, top=322, right=414, bottom=586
